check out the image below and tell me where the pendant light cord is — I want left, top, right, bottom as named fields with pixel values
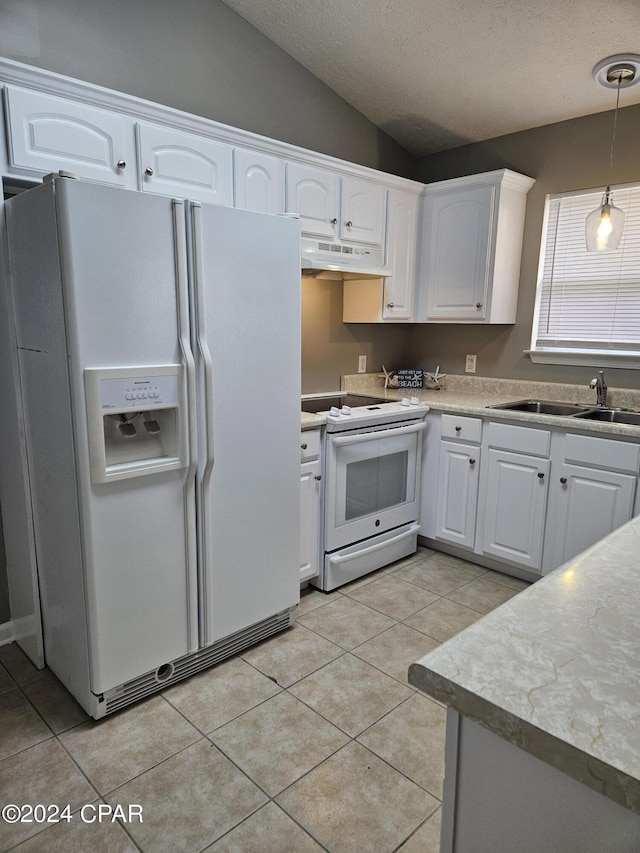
left=605, top=73, right=623, bottom=195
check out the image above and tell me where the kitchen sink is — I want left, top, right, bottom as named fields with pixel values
left=487, top=399, right=592, bottom=416
left=572, top=408, right=640, bottom=425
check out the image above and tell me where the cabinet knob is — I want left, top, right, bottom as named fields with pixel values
left=387, top=302, right=395, bottom=309
left=476, top=302, right=482, bottom=309
left=538, top=471, right=545, bottom=479
left=144, top=167, right=154, bottom=176
left=116, top=160, right=126, bottom=169
left=330, top=217, right=338, bottom=225
left=314, top=474, right=322, bottom=481
left=469, top=458, right=476, bottom=465
left=301, top=443, right=308, bottom=450
left=346, top=220, right=353, bottom=228
left=455, top=426, right=462, bottom=432
left=560, top=476, right=568, bottom=484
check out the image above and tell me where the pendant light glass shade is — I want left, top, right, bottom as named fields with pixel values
left=585, top=191, right=625, bottom=251
left=585, top=58, right=639, bottom=251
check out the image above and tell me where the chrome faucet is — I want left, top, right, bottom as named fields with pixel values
left=589, top=370, right=608, bottom=407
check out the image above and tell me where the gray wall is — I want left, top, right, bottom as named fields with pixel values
left=0, top=0, right=417, bottom=623
left=301, top=276, right=410, bottom=392
left=410, top=103, right=640, bottom=388
left=0, top=0, right=414, bottom=178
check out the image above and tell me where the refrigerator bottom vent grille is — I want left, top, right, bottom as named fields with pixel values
left=94, top=609, right=293, bottom=718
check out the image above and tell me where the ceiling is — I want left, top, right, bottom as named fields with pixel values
left=221, top=0, right=640, bottom=157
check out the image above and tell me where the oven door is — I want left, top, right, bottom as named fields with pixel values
left=324, top=420, right=425, bottom=552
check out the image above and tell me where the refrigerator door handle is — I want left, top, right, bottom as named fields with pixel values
left=172, top=199, right=199, bottom=653
left=190, top=201, right=216, bottom=641
left=190, top=202, right=215, bottom=474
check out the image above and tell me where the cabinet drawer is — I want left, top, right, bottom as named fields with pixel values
left=564, top=433, right=640, bottom=472
left=300, top=429, right=321, bottom=461
left=487, top=422, right=550, bottom=456
left=441, top=414, right=482, bottom=443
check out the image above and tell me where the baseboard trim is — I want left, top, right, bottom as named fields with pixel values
left=0, top=620, right=15, bottom=646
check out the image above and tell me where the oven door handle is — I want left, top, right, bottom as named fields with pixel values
left=329, top=420, right=426, bottom=446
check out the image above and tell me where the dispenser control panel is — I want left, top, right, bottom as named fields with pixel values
left=84, top=365, right=185, bottom=483
left=99, top=374, right=179, bottom=410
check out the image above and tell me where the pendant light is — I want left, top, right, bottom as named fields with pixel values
left=586, top=55, right=640, bottom=251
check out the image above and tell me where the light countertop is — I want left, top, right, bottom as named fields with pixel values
left=339, top=374, right=640, bottom=440
left=409, top=514, right=640, bottom=814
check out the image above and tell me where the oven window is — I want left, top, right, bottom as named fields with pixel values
left=345, top=450, right=409, bottom=520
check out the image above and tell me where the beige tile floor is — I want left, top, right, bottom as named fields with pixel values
left=0, top=547, right=528, bottom=853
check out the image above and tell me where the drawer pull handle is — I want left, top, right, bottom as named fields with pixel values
left=314, top=474, right=322, bottom=481
left=476, top=302, right=482, bottom=309
left=301, top=443, right=308, bottom=450
left=116, top=159, right=126, bottom=169
left=346, top=220, right=353, bottom=227
left=145, top=167, right=154, bottom=176
left=538, top=472, right=545, bottom=479
left=469, top=458, right=476, bottom=465
left=560, top=476, right=568, bottom=484
left=455, top=426, right=462, bottom=432
left=330, top=218, right=338, bottom=225
left=387, top=302, right=394, bottom=308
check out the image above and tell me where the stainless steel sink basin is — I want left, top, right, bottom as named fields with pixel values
left=572, top=408, right=640, bottom=425
left=487, top=399, right=592, bottom=416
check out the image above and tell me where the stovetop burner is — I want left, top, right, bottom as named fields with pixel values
left=300, top=393, right=388, bottom=414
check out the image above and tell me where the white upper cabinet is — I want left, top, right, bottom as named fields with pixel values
left=136, top=121, right=233, bottom=205
left=285, top=163, right=387, bottom=247
left=342, top=187, right=418, bottom=323
left=382, top=189, right=419, bottom=320
left=286, top=162, right=339, bottom=238
left=3, top=86, right=136, bottom=188
left=233, top=148, right=284, bottom=214
left=418, top=169, right=534, bottom=323
left=233, top=148, right=284, bottom=213
left=340, top=176, right=386, bottom=246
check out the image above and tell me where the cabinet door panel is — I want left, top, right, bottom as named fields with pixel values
left=554, top=465, right=635, bottom=566
left=424, top=183, right=494, bottom=320
left=436, top=441, right=479, bottom=549
left=234, top=148, right=284, bottom=213
left=286, top=163, right=338, bottom=238
left=5, top=86, right=134, bottom=187
left=137, top=121, right=232, bottom=205
left=300, top=459, right=321, bottom=582
left=340, top=177, right=386, bottom=246
left=383, top=190, right=417, bottom=320
left=482, top=449, right=548, bottom=571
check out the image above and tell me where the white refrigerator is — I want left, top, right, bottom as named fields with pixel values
left=0, top=175, right=301, bottom=717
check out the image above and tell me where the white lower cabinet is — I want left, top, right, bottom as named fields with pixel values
left=543, top=433, right=639, bottom=573
left=423, top=415, right=640, bottom=580
left=436, top=441, right=479, bottom=549
left=481, top=448, right=549, bottom=571
left=433, top=414, right=482, bottom=550
left=300, top=429, right=321, bottom=583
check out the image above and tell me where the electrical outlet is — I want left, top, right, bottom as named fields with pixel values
left=465, top=354, right=477, bottom=374
left=358, top=355, right=367, bottom=374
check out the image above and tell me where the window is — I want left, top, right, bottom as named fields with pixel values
left=529, top=183, right=640, bottom=367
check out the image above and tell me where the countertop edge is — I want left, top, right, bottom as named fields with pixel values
left=408, top=663, right=640, bottom=814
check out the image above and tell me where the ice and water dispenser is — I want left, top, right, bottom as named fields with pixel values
left=84, top=365, right=187, bottom=483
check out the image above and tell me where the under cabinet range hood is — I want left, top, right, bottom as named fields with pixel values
left=301, top=236, right=390, bottom=278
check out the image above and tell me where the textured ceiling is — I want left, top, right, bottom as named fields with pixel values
left=221, top=0, right=640, bottom=156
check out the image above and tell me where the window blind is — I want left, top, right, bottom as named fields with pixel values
left=533, top=184, right=640, bottom=355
